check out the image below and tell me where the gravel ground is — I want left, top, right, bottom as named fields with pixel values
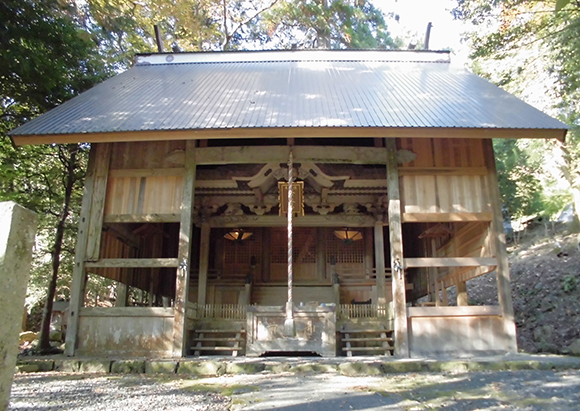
left=9, top=369, right=580, bottom=411
left=9, top=374, right=230, bottom=411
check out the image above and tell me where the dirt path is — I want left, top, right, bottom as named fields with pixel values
left=10, top=369, right=580, bottom=411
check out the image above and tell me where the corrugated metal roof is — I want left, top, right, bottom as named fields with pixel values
left=9, top=50, right=568, bottom=138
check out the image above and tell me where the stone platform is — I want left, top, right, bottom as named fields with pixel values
left=15, top=353, right=580, bottom=376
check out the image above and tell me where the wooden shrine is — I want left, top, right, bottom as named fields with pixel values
left=9, top=50, right=568, bottom=358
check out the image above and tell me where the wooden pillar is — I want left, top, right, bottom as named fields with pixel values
left=197, top=223, right=211, bottom=307
left=364, top=227, right=373, bottom=277
left=173, top=141, right=196, bottom=357
left=262, top=228, right=271, bottom=282
left=484, top=139, right=518, bottom=353
left=457, top=281, right=468, bottom=306
left=115, top=283, right=128, bottom=307
left=386, top=137, right=409, bottom=357
left=373, top=222, right=386, bottom=305
left=65, top=145, right=106, bottom=356
left=316, top=227, right=326, bottom=280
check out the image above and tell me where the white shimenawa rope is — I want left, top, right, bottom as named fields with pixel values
left=286, top=148, right=294, bottom=329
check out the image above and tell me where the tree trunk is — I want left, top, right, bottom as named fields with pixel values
left=38, top=144, right=79, bottom=353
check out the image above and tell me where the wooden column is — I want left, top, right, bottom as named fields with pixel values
left=456, top=281, right=468, bottom=306
left=173, top=141, right=196, bottom=357
left=115, top=283, right=128, bottom=307
left=373, top=222, right=386, bottom=305
left=197, top=223, right=211, bottom=307
left=484, top=139, right=518, bottom=353
left=386, top=137, right=409, bottom=357
left=364, top=227, right=373, bottom=277
left=65, top=146, right=99, bottom=356
left=316, top=228, right=326, bottom=280
left=85, top=144, right=112, bottom=261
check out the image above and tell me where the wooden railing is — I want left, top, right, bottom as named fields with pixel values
left=335, top=268, right=392, bottom=285
left=190, top=269, right=249, bottom=284
left=196, top=304, right=247, bottom=320
left=338, top=304, right=391, bottom=320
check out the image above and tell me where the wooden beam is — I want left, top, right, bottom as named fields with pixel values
left=85, top=143, right=112, bottom=261
left=404, top=257, right=497, bottom=268
left=402, top=212, right=493, bottom=222
left=79, top=307, right=174, bottom=317
left=173, top=140, right=196, bottom=357
left=65, top=146, right=98, bottom=356
left=484, top=139, right=518, bottom=353
left=13, top=126, right=567, bottom=146
left=85, top=258, right=179, bottom=268
left=104, top=213, right=181, bottom=223
left=209, top=214, right=376, bottom=228
left=109, top=168, right=185, bottom=178
left=399, top=167, right=488, bottom=176
left=197, top=223, right=210, bottom=307
left=386, top=137, right=409, bottom=357
left=194, top=146, right=389, bottom=165
left=407, top=305, right=502, bottom=318
left=103, top=224, right=141, bottom=249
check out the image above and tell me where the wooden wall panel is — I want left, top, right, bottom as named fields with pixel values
left=401, top=175, right=491, bottom=214
left=110, top=141, right=186, bottom=169
left=398, top=138, right=485, bottom=168
left=105, top=175, right=183, bottom=216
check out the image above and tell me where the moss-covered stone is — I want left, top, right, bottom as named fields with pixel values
left=111, top=360, right=145, bottom=374
left=145, top=361, right=177, bottom=374
left=338, top=362, right=383, bottom=376
left=177, top=360, right=226, bottom=376
left=78, top=360, right=111, bottom=373
left=225, top=362, right=266, bottom=374
left=381, top=361, right=428, bottom=373
left=17, top=364, right=39, bottom=373
left=54, top=359, right=81, bottom=372
left=264, top=363, right=291, bottom=373
left=289, top=363, right=338, bottom=374
left=428, top=361, right=469, bottom=373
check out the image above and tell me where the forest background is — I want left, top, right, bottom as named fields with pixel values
left=1, top=0, right=579, bottom=351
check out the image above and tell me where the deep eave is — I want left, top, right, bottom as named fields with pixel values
left=11, top=126, right=567, bottom=146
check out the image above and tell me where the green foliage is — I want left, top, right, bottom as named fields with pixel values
left=1, top=0, right=107, bottom=311
left=262, top=0, right=397, bottom=49
left=454, top=0, right=580, bottom=223
left=562, top=274, right=577, bottom=293
left=493, top=139, right=544, bottom=219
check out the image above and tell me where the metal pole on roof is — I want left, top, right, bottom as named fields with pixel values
left=285, top=148, right=295, bottom=337
left=154, top=25, right=164, bottom=53
left=424, top=22, right=433, bottom=50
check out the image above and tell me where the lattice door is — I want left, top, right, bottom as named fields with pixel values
left=269, top=227, right=318, bottom=282
left=222, top=229, right=262, bottom=280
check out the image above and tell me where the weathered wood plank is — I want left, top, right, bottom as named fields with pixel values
left=79, top=307, right=174, bottom=317
left=194, top=146, right=389, bottom=165
left=197, top=223, right=211, bottom=307
left=85, top=258, right=179, bottom=268
left=484, top=139, right=518, bottom=353
left=65, top=146, right=98, bottom=356
left=173, top=140, right=196, bottom=357
left=407, top=306, right=502, bottom=317
left=109, top=168, right=185, bottom=178
left=209, top=214, right=376, bottom=227
left=85, top=143, right=112, bottom=261
left=104, top=213, right=181, bottom=223
left=404, top=257, right=497, bottom=268
left=402, top=212, right=493, bottom=222
left=399, top=167, right=488, bottom=176
left=386, top=137, right=409, bottom=357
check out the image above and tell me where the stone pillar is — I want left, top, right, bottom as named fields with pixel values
left=0, top=202, right=37, bottom=411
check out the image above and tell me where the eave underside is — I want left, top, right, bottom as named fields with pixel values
left=12, top=126, right=567, bottom=146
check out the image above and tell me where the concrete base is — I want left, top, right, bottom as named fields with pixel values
left=0, top=202, right=37, bottom=410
